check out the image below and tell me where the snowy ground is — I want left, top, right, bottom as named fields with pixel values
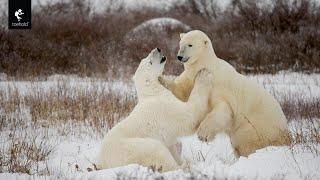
left=0, top=72, right=319, bottom=180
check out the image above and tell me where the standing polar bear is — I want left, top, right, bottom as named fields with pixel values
left=98, top=48, right=212, bottom=171
left=160, top=30, right=290, bottom=156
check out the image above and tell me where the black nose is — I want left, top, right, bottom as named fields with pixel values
left=160, top=56, right=166, bottom=63
left=177, top=56, right=183, bottom=61
left=156, top=48, right=161, bottom=52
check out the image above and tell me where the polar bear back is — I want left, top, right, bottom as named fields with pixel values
left=104, top=96, right=196, bottom=145
left=210, top=59, right=287, bottom=130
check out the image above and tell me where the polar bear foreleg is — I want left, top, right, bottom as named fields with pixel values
left=186, top=69, right=213, bottom=119
left=197, top=100, right=233, bottom=142
left=159, top=72, right=192, bottom=102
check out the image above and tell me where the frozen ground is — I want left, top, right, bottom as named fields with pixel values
left=0, top=72, right=319, bottom=180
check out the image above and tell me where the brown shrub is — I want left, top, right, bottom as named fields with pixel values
left=1, top=0, right=319, bottom=78
left=174, top=0, right=320, bottom=73
left=0, top=130, right=55, bottom=175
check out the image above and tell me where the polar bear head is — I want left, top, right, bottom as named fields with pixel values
left=133, top=48, right=167, bottom=99
left=177, top=30, right=214, bottom=65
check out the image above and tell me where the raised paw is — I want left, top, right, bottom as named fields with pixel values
left=158, top=76, right=169, bottom=89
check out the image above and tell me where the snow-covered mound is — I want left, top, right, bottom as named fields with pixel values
left=106, top=0, right=186, bottom=12
left=129, top=17, right=191, bottom=36
left=124, top=17, right=190, bottom=53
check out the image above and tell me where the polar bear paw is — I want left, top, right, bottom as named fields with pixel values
left=197, top=116, right=216, bottom=142
left=158, top=76, right=169, bottom=89
left=197, top=123, right=215, bottom=142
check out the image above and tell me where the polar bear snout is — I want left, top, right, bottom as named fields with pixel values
left=151, top=48, right=162, bottom=57
left=150, top=48, right=166, bottom=65
left=155, top=48, right=167, bottom=63
left=177, top=55, right=189, bottom=63
left=177, top=47, right=190, bottom=62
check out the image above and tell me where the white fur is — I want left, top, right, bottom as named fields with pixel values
left=98, top=48, right=212, bottom=171
left=161, top=30, right=290, bottom=156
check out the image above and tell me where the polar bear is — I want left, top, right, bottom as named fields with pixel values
left=98, top=48, right=212, bottom=171
left=159, top=30, right=291, bottom=156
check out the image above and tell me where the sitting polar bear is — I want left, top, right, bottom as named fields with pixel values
left=98, top=48, right=212, bottom=171
left=159, top=30, right=291, bottom=156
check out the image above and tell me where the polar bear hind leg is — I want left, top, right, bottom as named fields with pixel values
left=124, top=138, right=179, bottom=172
left=230, top=122, right=283, bottom=157
left=231, top=124, right=263, bottom=156
left=197, top=100, right=233, bottom=142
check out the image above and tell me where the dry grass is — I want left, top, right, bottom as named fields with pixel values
left=281, top=96, right=320, bottom=121
left=0, top=129, right=55, bottom=175
left=0, top=79, right=136, bottom=134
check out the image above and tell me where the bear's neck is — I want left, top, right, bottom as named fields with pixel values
left=136, top=78, right=169, bottom=100
left=184, top=47, right=217, bottom=75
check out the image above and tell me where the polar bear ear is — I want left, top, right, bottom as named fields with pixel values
left=180, top=33, right=185, bottom=39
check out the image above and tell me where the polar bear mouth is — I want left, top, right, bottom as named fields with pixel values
left=177, top=55, right=190, bottom=62
left=180, top=57, right=189, bottom=63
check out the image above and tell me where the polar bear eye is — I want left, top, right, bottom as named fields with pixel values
left=188, top=44, right=192, bottom=47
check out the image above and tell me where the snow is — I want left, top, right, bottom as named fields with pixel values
left=2, top=131, right=319, bottom=179
left=1, top=72, right=319, bottom=101
left=248, top=72, right=320, bottom=101
left=0, top=72, right=320, bottom=179
left=0, top=78, right=135, bottom=99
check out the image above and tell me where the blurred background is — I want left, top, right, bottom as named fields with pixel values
left=0, top=0, right=319, bottom=80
